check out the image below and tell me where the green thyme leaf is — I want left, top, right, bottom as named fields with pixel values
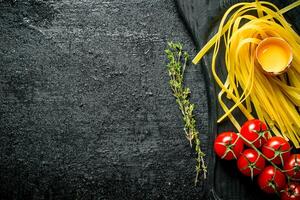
left=165, top=41, right=207, bottom=184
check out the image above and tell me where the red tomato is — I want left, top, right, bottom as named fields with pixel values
left=237, top=149, right=265, bottom=177
left=258, top=166, right=286, bottom=194
left=214, top=132, right=244, bottom=160
left=281, top=183, right=300, bottom=200
left=284, top=154, right=300, bottom=179
left=262, top=137, right=291, bottom=165
left=240, top=119, right=270, bottom=148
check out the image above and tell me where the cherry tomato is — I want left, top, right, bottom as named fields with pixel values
left=284, top=154, right=300, bottom=179
left=237, top=149, right=265, bottom=177
left=262, top=136, right=291, bottom=165
left=258, top=166, right=286, bottom=194
left=214, top=132, right=244, bottom=160
left=240, top=119, right=270, bottom=148
left=281, top=183, right=300, bottom=200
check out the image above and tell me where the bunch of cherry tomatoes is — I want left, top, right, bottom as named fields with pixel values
left=214, top=119, right=300, bottom=200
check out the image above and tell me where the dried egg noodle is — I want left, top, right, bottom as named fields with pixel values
left=192, top=1, right=300, bottom=147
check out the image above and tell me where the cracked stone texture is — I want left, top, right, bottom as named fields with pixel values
left=0, top=0, right=209, bottom=199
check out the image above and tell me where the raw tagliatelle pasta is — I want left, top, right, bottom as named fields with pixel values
left=192, top=1, right=300, bottom=147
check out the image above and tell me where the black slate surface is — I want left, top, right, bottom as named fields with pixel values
left=0, top=0, right=211, bottom=199
left=176, top=0, right=300, bottom=200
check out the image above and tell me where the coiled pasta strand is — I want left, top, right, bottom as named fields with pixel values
left=192, top=1, right=300, bottom=147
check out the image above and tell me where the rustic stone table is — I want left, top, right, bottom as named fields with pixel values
left=0, top=1, right=209, bottom=199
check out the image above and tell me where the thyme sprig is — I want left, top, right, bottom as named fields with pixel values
left=165, top=42, right=207, bottom=184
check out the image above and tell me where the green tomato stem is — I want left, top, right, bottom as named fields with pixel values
left=237, top=133, right=282, bottom=171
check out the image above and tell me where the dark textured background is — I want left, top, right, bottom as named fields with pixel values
left=0, top=0, right=210, bottom=199
left=1, top=0, right=299, bottom=199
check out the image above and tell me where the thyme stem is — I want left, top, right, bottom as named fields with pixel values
left=165, top=42, right=207, bottom=184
